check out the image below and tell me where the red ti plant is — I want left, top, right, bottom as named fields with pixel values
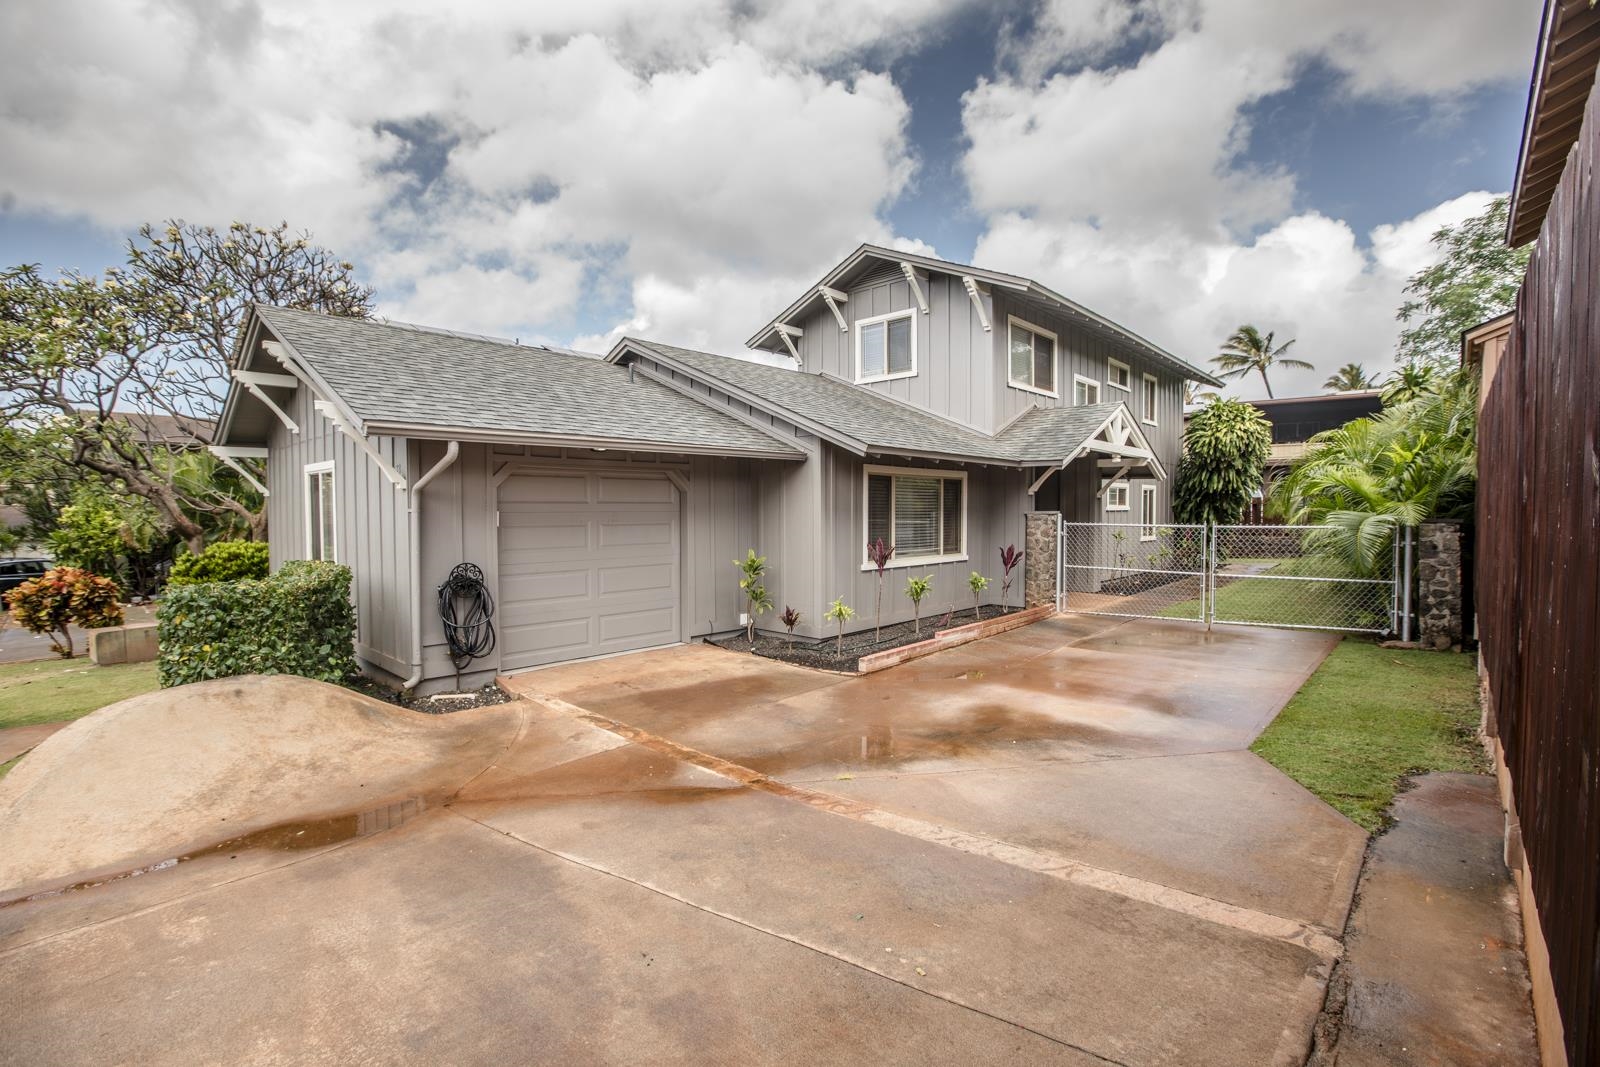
left=866, top=537, right=895, bottom=641
left=998, top=544, right=1024, bottom=611
left=780, top=605, right=802, bottom=646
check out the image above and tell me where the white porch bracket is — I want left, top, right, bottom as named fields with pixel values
left=313, top=400, right=408, bottom=491
left=209, top=445, right=270, bottom=498
left=899, top=262, right=929, bottom=313
left=962, top=276, right=991, bottom=332
left=774, top=322, right=804, bottom=362
left=1027, top=462, right=1066, bottom=496
left=1096, top=465, right=1134, bottom=498
left=231, top=368, right=300, bottom=434
left=819, top=285, right=849, bottom=331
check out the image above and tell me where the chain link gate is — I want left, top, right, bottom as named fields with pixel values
left=1059, top=520, right=1407, bottom=635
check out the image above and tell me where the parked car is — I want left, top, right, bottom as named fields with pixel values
left=0, top=558, right=51, bottom=596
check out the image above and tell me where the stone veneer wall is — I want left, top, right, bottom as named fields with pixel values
left=1024, top=511, right=1060, bottom=609
left=1417, top=521, right=1463, bottom=651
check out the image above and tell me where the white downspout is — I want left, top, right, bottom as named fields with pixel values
left=402, top=441, right=460, bottom=691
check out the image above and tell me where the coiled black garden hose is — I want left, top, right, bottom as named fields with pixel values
left=438, top=562, right=496, bottom=674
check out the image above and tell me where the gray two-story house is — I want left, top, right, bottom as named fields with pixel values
left=214, top=244, right=1221, bottom=693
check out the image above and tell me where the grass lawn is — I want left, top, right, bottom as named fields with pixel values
left=1158, top=557, right=1391, bottom=631
left=1251, top=639, right=1484, bottom=831
left=0, top=659, right=160, bottom=730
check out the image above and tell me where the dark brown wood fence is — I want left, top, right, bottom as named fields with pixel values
left=1477, top=75, right=1600, bottom=1066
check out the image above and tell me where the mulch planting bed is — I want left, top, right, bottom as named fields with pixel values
left=345, top=678, right=512, bottom=714
left=709, top=606, right=1024, bottom=673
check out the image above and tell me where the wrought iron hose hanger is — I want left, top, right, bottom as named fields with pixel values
left=437, top=562, right=496, bottom=686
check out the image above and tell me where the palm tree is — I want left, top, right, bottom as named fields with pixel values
left=1269, top=369, right=1478, bottom=575
left=1381, top=362, right=1438, bottom=406
left=1212, top=325, right=1314, bottom=398
left=1322, top=363, right=1378, bottom=392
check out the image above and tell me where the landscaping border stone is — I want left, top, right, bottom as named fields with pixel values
left=856, top=604, right=1056, bottom=673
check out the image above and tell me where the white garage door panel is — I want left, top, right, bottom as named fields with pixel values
left=498, top=471, right=681, bottom=670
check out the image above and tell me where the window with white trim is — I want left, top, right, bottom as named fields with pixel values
left=864, top=466, right=965, bottom=566
left=1073, top=375, right=1101, bottom=405
left=305, top=461, right=336, bottom=561
left=1007, top=317, right=1057, bottom=395
left=1139, top=484, right=1158, bottom=541
left=856, top=309, right=916, bottom=382
left=1105, top=482, right=1129, bottom=512
left=1107, top=358, right=1131, bottom=391
left=1142, top=373, right=1159, bottom=424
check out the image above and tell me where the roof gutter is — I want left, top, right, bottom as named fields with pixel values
left=402, top=440, right=460, bottom=692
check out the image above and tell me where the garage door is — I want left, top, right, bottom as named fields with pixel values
left=498, top=470, right=681, bottom=670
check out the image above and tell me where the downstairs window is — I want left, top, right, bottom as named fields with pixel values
left=865, top=467, right=965, bottom=566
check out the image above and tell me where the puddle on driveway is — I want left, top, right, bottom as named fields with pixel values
left=1, top=797, right=432, bottom=910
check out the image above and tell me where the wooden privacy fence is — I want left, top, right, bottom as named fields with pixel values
left=1476, top=75, right=1600, bottom=1065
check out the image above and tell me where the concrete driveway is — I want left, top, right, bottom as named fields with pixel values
left=0, top=615, right=1363, bottom=1067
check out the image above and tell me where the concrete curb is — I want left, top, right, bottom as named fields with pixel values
left=856, top=604, right=1056, bottom=673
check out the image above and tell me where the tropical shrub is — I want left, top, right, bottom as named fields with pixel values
left=47, top=484, right=173, bottom=596
left=1172, top=398, right=1273, bottom=526
left=866, top=537, right=894, bottom=640
left=1271, top=370, right=1477, bottom=576
left=733, top=549, right=773, bottom=645
left=157, top=560, right=356, bottom=687
left=780, top=605, right=801, bottom=645
left=168, top=540, right=270, bottom=586
left=967, top=571, right=989, bottom=619
left=824, top=596, right=855, bottom=655
left=5, top=567, right=124, bottom=658
left=998, top=544, right=1023, bottom=610
left=904, top=574, right=933, bottom=634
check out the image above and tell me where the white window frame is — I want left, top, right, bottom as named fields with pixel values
left=1142, top=373, right=1159, bottom=425
left=1073, top=374, right=1101, bottom=406
left=1006, top=315, right=1059, bottom=398
left=861, top=463, right=968, bottom=570
left=1104, top=481, right=1130, bottom=512
left=304, top=460, right=337, bottom=562
left=1139, top=484, right=1158, bottom=541
left=855, top=308, right=918, bottom=384
left=1107, top=358, right=1131, bottom=391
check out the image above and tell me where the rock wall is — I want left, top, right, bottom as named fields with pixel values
left=1024, top=511, right=1060, bottom=609
left=1418, top=521, right=1463, bottom=651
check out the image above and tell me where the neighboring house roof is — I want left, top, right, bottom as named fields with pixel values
left=220, top=307, right=805, bottom=460
left=614, top=338, right=1160, bottom=473
left=107, top=411, right=214, bottom=447
left=1508, top=0, right=1600, bottom=245
left=747, top=243, right=1224, bottom=387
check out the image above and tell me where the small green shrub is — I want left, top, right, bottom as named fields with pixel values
left=157, top=560, right=357, bottom=687
left=4, top=567, right=125, bottom=658
left=168, top=540, right=270, bottom=586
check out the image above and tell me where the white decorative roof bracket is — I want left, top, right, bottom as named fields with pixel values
left=231, top=368, right=300, bottom=434
left=962, top=276, right=991, bottom=332
left=900, top=263, right=929, bottom=313
left=819, top=285, right=849, bottom=332
left=774, top=322, right=804, bottom=362
left=209, top=445, right=270, bottom=498
left=1096, top=465, right=1134, bottom=497
left=313, top=400, right=408, bottom=491
left=1028, top=461, right=1068, bottom=496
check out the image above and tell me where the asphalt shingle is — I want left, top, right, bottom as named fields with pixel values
left=254, top=307, right=803, bottom=457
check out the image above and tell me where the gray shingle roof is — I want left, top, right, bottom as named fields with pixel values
left=623, top=339, right=1137, bottom=465
left=250, top=307, right=804, bottom=457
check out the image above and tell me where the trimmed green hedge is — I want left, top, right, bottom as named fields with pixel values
left=168, top=540, right=270, bottom=586
left=157, top=560, right=357, bottom=687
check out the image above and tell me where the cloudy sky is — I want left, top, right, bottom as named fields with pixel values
left=0, top=0, right=1540, bottom=398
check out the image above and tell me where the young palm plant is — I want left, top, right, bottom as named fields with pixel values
left=904, top=574, right=933, bottom=634
left=997, top=544, right=1023, bottom=610
left=824, top=596, right=855, bottom=655
left=1211, top=325, right=1314, bottom=398
left=967, top=571, right=989, bottom=620
left=866, top=537, right=894, bottom=641
left=733, top=549, right=774, bottom=646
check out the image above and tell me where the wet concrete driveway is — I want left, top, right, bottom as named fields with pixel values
left=0, top=615, right=1365, bottom=1067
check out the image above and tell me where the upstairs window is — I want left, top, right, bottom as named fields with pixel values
left=856, top=309, right=916, bottom=382
left=1073, top=375, right=1101, bottom=405
left=1008, top=317, right=1057, bottom=395
left=865, top=467, right=965, bottom=566
left=305, top=461, right=336, bottom=561
left=1143, top=373, right=1159, bottom=424
left=1107, top=358, right=1131, bottom=391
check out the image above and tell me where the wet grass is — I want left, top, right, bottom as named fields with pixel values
left=0, top=754, right=19, bottom=783
left=1159, top=557, right=1390, bottom=631
left=0, top=659, right=159, bottom=729
left=1251, top=639, right=1484, bottom=832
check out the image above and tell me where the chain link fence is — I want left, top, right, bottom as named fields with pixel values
left=1059, top=520, right=1402, bottom=634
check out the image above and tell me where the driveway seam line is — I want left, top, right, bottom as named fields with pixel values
left=524, top=694, right=1344, bottom=959
left=781, top=745, right=1249, bottom=784
left=447, top=807, right=1132, bottom=1067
